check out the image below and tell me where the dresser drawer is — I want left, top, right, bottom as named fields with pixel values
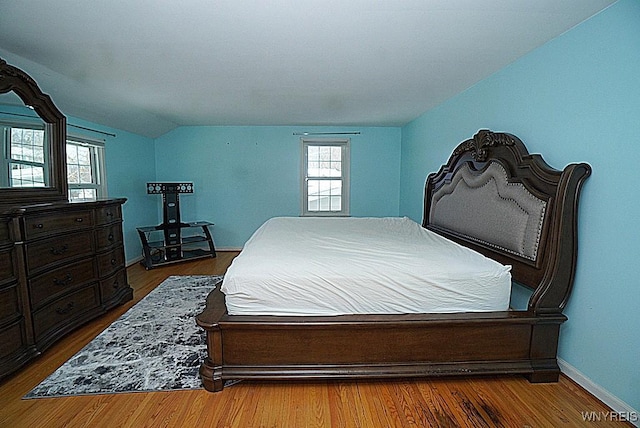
left=0, top=217, right=10, bottom=244
left=29, top=259, right=97, bottom=310
left=95, top=205, right=122, bottom=225
left=0, top=284, right=21, bottom=326
left=0, top=319, right=28, bottom=360
left=0, top=249, right=16, bottom=285
left=32, top=284, right=100, bottom=343
left=25, top=231, right=94, bottom=274
left=100, top=269, right=128, bottom=304
left=23, top=210, right=93, bottom=240
left=96, top=222, right=123, bottom=250
left=97, top=246, right=125, bottom=277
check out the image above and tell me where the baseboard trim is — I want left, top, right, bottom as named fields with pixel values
left=215, top=247, right=243, bottom=252
left=559, top=358, right=638, bottom=426
left=126, top=255, right=144, bottom=267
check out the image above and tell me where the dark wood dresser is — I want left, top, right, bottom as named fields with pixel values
left=0, top=199, right=133, bottom=380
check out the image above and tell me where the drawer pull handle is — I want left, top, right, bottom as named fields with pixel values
left=53, top=273, right=73, bottom=286
left=112, top=279, right=120, bottom=289
left=55, top=301, right=75, bottom=315
left=111, top=258, right=117, bottom=265
left=50, top=245, right=68, bottom=255
left=108, top=233, right=115, bottom=241
left=76, top=218, right=84, bottom=223
left=106, top=211, right=114, bottom=218
left=34, top=223, right=44, bottom=229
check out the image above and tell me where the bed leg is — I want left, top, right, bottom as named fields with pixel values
left=527, top=321, right=562, bottom=383
left=200, top=357, right=224, bottom=392
left=527, top=363, right=561, bottom=383
left=528, top=372, right=560, bottom=383
left=199, top=326, right=225, bottom=392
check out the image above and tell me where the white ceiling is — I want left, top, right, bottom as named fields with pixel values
left=0, top=0, right=615, bottom=138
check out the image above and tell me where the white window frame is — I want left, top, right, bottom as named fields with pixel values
left=301, top=138, right=350, bottom=216
left=66, top=135, right=107, bottom=202
left=0, top=120, right=49, bottom=188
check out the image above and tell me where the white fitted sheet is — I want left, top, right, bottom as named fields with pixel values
left=221, top=217, right=512, bottom=316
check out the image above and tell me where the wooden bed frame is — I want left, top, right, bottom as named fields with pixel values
left=196, top=130, right=591, bottom=392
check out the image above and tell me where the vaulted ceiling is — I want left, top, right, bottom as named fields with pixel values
left=0, top=1, right=616, bottom=138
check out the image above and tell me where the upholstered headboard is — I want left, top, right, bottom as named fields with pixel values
left=423, top=130, right=591, bottom=315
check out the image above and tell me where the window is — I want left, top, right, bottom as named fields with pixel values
left=66, top=137, right=107, bottom=202
left=0, top=123, right=48, bottom=187
left=301, top=139, right=350, bottom=216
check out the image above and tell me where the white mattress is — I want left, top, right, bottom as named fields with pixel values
left=221, top=216, right=512, bottom=316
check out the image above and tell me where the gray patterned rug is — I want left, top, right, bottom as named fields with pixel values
left=24, top=275, right=223, bottom=398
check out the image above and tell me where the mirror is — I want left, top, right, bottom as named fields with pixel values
left=0, top=91, right=50, bottom=188
left=0, top=57, right=68, bottom=209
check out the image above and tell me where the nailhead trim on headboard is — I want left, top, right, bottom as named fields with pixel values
left=430, top=162, right=547, bottom=261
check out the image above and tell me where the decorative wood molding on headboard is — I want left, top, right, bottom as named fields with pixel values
left=452, top=129, right=517, bottom=162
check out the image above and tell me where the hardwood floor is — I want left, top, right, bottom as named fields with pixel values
left=0, top=252, right=631, bottom=427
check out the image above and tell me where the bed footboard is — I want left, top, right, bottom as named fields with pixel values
left=197, top=288, right=566, bottom=392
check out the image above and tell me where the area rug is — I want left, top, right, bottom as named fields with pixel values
left=24, top=275, right=223, bottom=398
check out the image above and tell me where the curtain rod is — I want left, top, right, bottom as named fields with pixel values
left=0, top=110, right=116, bottom=138
left=293, top=131, right=360, bottom=136
left=68, top=123, right=116, bottom=138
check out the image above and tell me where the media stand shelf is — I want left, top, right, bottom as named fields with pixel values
left=137, top=221, right=216, bottom=269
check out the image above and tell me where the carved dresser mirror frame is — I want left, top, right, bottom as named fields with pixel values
left=0, top=57, right=68, bottom=209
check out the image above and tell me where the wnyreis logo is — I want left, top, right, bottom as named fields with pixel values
left=581, top=411, right=637, bottom=423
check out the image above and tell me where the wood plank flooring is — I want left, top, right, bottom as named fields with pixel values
left=0, top=252, right=631, bottom=427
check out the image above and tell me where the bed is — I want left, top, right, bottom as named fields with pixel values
left=196, top=130, right=591, bottom=392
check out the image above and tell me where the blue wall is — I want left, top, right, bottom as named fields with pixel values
left=400, top=0, right=639, bottom=412
left=154, top=126, right=401, bottom=248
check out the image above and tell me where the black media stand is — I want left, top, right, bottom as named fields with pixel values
left=137, top=182, right=216, bottom=269
left=137, top=221, right=216, bottom=269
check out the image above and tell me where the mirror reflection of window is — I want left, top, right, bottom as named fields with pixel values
left=1, top=122, right=48, bottom=187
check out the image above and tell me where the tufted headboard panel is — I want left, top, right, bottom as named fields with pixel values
left=423, top=130, right=591, bottom=314
left=430, top=161, right=547, bottom=262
